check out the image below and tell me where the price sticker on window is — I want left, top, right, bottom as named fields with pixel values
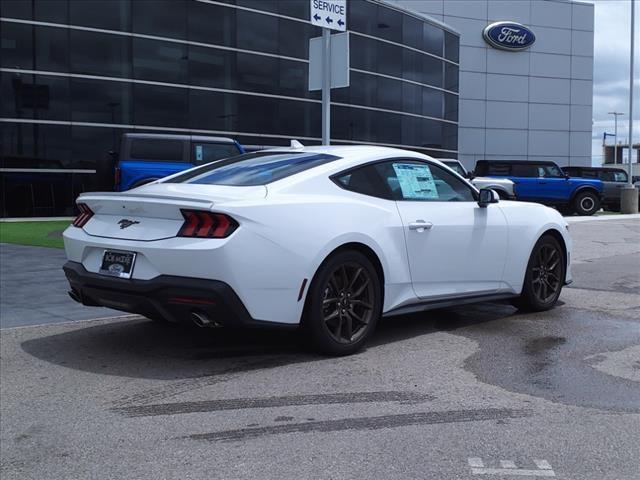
left=393, top=163, right=438, bottom=200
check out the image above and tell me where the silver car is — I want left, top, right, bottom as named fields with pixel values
left=441, top=159, right=516, bottom=200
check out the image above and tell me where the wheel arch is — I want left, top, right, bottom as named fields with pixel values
left=300, top=242, right=386, bottom=324
left=540, top=228, right=568, bottom=266
left=569, top=185, right=600, bottom=203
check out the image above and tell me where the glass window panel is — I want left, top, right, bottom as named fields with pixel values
left=334, top=162, right=394, bottom=200
left=0, top=122, right=71, bottom=168
left=192, top=142, right=241, bottom=165
left=349, top=0, right=377, bottom=36
left=188, top=46, right=235, bottom=89
left=236, top=10, right=278, bottom=54
left=445, top=31, right=459, bottom=63
left=279, top=59, right=309, bottom=98
left=1, top=22, right=34, bottom=69
left=279, top=18, right=312, bottom=59
left=71, top=127, right=121, bottom=181
left=401, top=116, right=419, bottom=147
left=34, top=0, right=68, bottom=24
left=71, top=78, right=132, bottom=124
left=70, top=30, right=132, bottom=77
left=423, top=23, right=443, bottom=57
left=420, top=119, right=443, bottom=149
left=350, top=35, right=376, bottom=72
left=35, top=26, right=68, bottom=71
left=2, top=73, right=69, bottom=120
left=445, top=63, right=458, bottom=92
left=235, top=52, right=279, bottom=95
left=235, top=95, right=278, bottom=134
left=442, top=123, right=457, bottom=151
left=376, top=5, right=402, bottom=43
left=402, top=82, right=422, bottom=115
left=422, top=88, right=443, bottom=118
left=402, top=15, right=423, bottom=50
left=133, top=38, right=188, bottom=84
left=402, top=49, right=422, bottom=83
left=1, top=0, right=33, bottom=19
left=133, top=84, right=188, bottom=127
left=375, top=111, right=401, bottom=144
left=188, top=2, right=235, bottom=47
left=130, top=138, right=183, bottom=160
left=421, top=56, right=443, bottom=88
left=377, top=76, right=401, bottom=112
left=69, top=0, right=131, bottom=31
left=278, top=99, right=319, bottom=137
left=377, top=42, right=401, bottom=77
left=349, top=72, right=376, bottom=107
left=237, top=0, right=278, bottom=13
left=444, top=92, right=458, bottom=122
left=132, top=0, right=187, bottom=40
left=278, top=0, right=309, bottom=19
left=189, top=90, right=237, bottom=131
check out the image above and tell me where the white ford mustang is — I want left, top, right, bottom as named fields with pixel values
left=63, top=145, right=572, bottom=355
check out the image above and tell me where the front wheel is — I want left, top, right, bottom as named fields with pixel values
left=303, top=251, right=382, bottom=356
left=572, top=191, right=600, bottom=216
left=512, top=235, right=565, bottom=312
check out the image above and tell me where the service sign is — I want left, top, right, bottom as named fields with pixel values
left=310, top=0, right=347, bottom=32
left=483, top=21, right=536, bottom=51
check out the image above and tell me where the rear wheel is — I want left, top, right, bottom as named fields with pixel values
left=572, top=190, right=600, bottom=216
left=303, top=251, right=381, bottom=356
left=512, top=235, right=565, bottom=312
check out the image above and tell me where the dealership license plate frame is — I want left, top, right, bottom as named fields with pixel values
left=99, top=250, right=137, bottom=279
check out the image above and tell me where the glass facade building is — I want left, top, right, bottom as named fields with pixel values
left=0, top=0, right=459, bottom=217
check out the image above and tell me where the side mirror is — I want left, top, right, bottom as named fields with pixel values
left=478, top=188, right=499, bottom=207
left=565, top=173, right=570, bottom=179
left=465, top=171, right=475, bottom=180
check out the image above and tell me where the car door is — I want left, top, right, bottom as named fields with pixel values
left=383, top=159, right=509, bottom=300
left=535, top=164, right=571, bottom=200
left=509, top=164, right=540, bottom=200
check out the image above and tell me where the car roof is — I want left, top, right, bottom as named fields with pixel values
left=123, top=133, right=236, bottom=144
left=477, top=160, right=558, bottom=165
left=564, top=166, right=626, bottom=172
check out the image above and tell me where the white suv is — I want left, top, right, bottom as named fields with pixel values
left=441, top=159, right=516, bottom=200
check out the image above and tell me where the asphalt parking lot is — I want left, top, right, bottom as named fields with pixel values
left=1, top=216, right=639, bottom=479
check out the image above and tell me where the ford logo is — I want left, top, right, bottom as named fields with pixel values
left=483, top=21, right=536, bottom=51
left=108, top=264, right=125, bottom=274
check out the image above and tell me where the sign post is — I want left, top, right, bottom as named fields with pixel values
left=310, top=0, right=347, bottom=145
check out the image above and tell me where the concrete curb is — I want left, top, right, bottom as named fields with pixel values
left=566, top=213, right=640, bottom=223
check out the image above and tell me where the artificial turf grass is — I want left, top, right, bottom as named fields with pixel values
left=0, top=221, right=71, bottom=249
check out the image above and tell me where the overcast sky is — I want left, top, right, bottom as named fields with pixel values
left=592, top=0, right=639, bottom=163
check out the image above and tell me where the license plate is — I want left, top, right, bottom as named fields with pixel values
left=99, top=250, right=137, bottom=279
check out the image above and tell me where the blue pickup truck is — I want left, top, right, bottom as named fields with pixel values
left=115, top=133, right=244, bottom=191
left=474, top=160, right=604, bottom=216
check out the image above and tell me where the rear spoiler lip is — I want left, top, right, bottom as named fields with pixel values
left=77, top=191, right=214, bottom=207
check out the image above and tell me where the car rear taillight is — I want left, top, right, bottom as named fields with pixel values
left=72, top=203, right=94, bottom=228
left=178, top=210, right=238, bottom=238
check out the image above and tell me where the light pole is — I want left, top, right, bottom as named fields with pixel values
left=621, top=0, right=638, bottom=213
left=608, top=112, right=624, bottom=164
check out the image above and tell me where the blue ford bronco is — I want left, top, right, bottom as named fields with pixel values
left=115, top=133, right=244, bottom=191
left=474, top=160, right=604, bottom=216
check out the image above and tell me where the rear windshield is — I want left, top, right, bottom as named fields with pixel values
left=165, top=152, right=340, bottom=186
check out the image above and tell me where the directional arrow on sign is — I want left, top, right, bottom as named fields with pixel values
left=313, top=14, right=320, bottom=21
left=337, top=19, right=344, bottom=27
left=326, top=16, right=333, bottom=24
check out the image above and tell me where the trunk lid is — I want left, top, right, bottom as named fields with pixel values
left=79, top=183, right=266, bottom=241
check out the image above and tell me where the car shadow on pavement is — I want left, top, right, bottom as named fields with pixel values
left=19, top=302, right=519, bottom=382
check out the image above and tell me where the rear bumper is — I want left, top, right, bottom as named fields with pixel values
left=63, top=261, right=290, bottom=328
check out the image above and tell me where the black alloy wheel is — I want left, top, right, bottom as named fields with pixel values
left=304, top=251, right=381, bottom=355
left=512, top=235, right=566, bottom=312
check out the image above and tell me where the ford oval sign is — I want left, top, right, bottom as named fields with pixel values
left=483, top=21, right=536, bottom=51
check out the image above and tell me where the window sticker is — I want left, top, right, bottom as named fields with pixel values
left=195, top=145, right=203, bottom=162
left=392, top=163, right=438, bottom=200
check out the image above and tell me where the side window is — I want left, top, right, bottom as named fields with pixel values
left=333, top=163, right=395, bottom=200
left=192, top=142, right=241, bottom=165
left=390, top=161, right=475, bottom=202
left=581, top=170, right=598, bottom=179
left=487, top=163, right=511, bottom=176
left=129, top=139, right=184, bottom=162
left=538, top=164, right=564, bottom=178
left=512, top=164, right=538, bottom=177
left=613, top=171, right=628, bottom=182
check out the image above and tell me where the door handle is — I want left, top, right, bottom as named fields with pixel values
left=409, top=221, right=433, bottom=231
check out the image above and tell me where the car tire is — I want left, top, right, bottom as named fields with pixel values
left=512, top=235, right=566, bottom=312
left=303, top=250, right=382, bottom=356
left=572, top=191, right=600, bottom=216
